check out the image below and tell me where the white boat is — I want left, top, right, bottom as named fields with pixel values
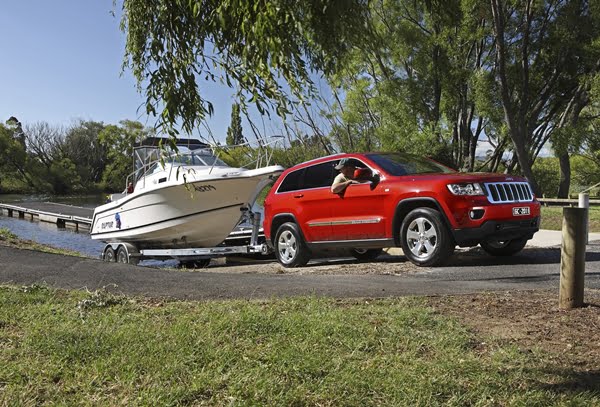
left=90, top=144, right=284, bottom=249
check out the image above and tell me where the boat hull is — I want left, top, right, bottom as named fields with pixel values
left=90, top=170, right=279, bottom=249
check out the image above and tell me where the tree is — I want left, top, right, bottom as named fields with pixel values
left=119, top=0, right=370, bottom=136
left=489, top=0, right=600, bottom=196
left=0, top=123, right=27, bottom=191
left=99, top=120, right=153, bottom=191
left=225, top=103, right=244, bottom=145
left=327, top=0, right=497, bottom=167
left=62, top=120, right=107, bottom=187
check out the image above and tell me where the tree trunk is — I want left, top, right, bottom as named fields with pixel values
left=490, top=0, right=540, bottom=195
left=557, top=153, right=570, bottom=199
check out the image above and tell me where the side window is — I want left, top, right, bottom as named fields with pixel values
left=303, top=162, right=336, bottom=189
left=277, top=168, right=305, bottom=193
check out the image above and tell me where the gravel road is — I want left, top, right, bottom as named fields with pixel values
left=1, top=243, right=600, bottom=300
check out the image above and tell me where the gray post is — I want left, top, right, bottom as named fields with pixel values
left=559, top=207, right=587, bottom=309
left=578, top=192, right=589, bottom=244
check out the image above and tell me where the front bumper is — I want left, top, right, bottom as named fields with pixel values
left=452, top=216, right=540, bottom=247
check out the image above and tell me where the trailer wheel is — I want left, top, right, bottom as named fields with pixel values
left=116, top=246, right=129, bottom=264
left=116, top=245, right=139, bottom=265
left=103, top=246, right=116, bottom=262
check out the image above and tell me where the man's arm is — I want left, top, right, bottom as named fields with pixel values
left=331, top=175, right=358, bottom=194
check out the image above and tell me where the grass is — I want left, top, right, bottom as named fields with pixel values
left=540, top=206, right=600, bottom=232
left=0, top=285, right=598, bottom=406
left=0, top=227, right=84, bottom=257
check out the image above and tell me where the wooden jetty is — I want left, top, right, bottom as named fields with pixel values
left=0, top=202, right=93, bottom=232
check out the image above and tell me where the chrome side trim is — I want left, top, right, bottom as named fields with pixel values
left=307, top=238, right=394, bottom=249
left=308, top=218, right=382, bottom=227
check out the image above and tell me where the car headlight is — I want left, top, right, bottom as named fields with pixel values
left=447, top=183, right=484, bottom=196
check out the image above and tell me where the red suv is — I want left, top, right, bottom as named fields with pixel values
left=263, top=153, right=540, bottom=267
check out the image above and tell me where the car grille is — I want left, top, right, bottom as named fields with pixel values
left=484, top=182, right=533, bottom=203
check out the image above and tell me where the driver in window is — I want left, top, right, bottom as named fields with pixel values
left=331, top=158, right=361, bottom=194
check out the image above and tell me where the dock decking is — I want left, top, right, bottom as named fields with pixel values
left=0, top=202, right=93, bottom=232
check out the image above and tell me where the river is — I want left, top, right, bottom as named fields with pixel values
left=0, top=194, right=107, bottom=257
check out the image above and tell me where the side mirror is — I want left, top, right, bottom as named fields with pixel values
left=370, top=172, right=380, bottom=190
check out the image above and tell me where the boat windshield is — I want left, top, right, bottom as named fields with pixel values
left=171, top=151, right=228, bottom=167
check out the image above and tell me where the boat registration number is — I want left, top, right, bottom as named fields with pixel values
left=512, top=207, right=530, bottom=216
left=194, top=184, right=216, bottom=192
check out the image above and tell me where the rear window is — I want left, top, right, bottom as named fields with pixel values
left=277, top=168, right=304, bottom=193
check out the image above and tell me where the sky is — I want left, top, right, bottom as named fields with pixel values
left=0, top=1, right=240, bottom=143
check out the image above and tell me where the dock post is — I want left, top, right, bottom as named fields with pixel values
left=559, top=207, right=587, bottom=309
left=578, top=193, right=589, bottom=244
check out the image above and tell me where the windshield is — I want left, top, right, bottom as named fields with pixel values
left=366, top=153, right=455, bottom=176
left=171, top=151, right=228, bottom=167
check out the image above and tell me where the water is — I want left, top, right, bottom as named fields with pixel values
left=0, top=215, right=105, bottom=257
left=0, top=194, right=106, bottom=257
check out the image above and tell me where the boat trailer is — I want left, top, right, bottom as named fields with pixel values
left=100, top=209, right=270, bottom=267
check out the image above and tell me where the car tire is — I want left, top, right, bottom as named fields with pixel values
left=274, top=222, right=311, bottom=267
left=350, top=248, right=384, bottom=261
left=480, top=238, right=528, bottom=256
left=400, top=208, right=455, bottom=266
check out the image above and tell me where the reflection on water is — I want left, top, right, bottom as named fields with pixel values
left=0, top=215, right=104, bottom=257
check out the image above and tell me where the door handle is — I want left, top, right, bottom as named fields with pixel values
left=293, top=194, right=304, bottom=198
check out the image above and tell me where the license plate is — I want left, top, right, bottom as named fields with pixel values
left=512, top=207, right=530, bottom=216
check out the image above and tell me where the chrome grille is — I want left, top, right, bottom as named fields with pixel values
left=485, top=182, right=533, bottom=203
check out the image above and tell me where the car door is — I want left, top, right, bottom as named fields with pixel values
left=292, top=161, right=338, bottom=242
left=329, top=160, right=387, bottom=241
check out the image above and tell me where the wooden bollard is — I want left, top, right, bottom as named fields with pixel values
left=559, top=207, right=587, bottom=309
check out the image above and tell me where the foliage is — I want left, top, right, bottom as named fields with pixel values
left=61, top=121, right=106, bottom=187
left=532, top=155, right=600, bottom=198
left=571, top=155, right=600, bottom=194
left=532, top=157, right=560, bottom=198
left=225, top=103, right=244, bottom=146
left=326, top=0, right=600, bottom=194
left=540, top=206, right=600, bottom=232
left=120, top=0, right=370, bottom=138
left=0, top=122, right=29, bottom=191
left=99, top=120, right=152, bottom=192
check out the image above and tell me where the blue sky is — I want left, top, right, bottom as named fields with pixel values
left=0, top=1, right=239, bottom=142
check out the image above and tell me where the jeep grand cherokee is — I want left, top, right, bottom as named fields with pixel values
left=263, top=153, right=540, bottom=267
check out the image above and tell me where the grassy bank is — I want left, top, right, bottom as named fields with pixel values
left=1, top=285, right=597, bottom=405
left=540, top=206, right=600, bottom=232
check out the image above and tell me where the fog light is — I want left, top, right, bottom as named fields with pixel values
left=469, top=209, right=485, bottom=220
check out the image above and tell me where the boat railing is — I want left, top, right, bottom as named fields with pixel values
left=122, top=137, right=283, bottom=193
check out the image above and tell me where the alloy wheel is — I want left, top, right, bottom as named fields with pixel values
left=406, top=217, right=438, bottom=260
